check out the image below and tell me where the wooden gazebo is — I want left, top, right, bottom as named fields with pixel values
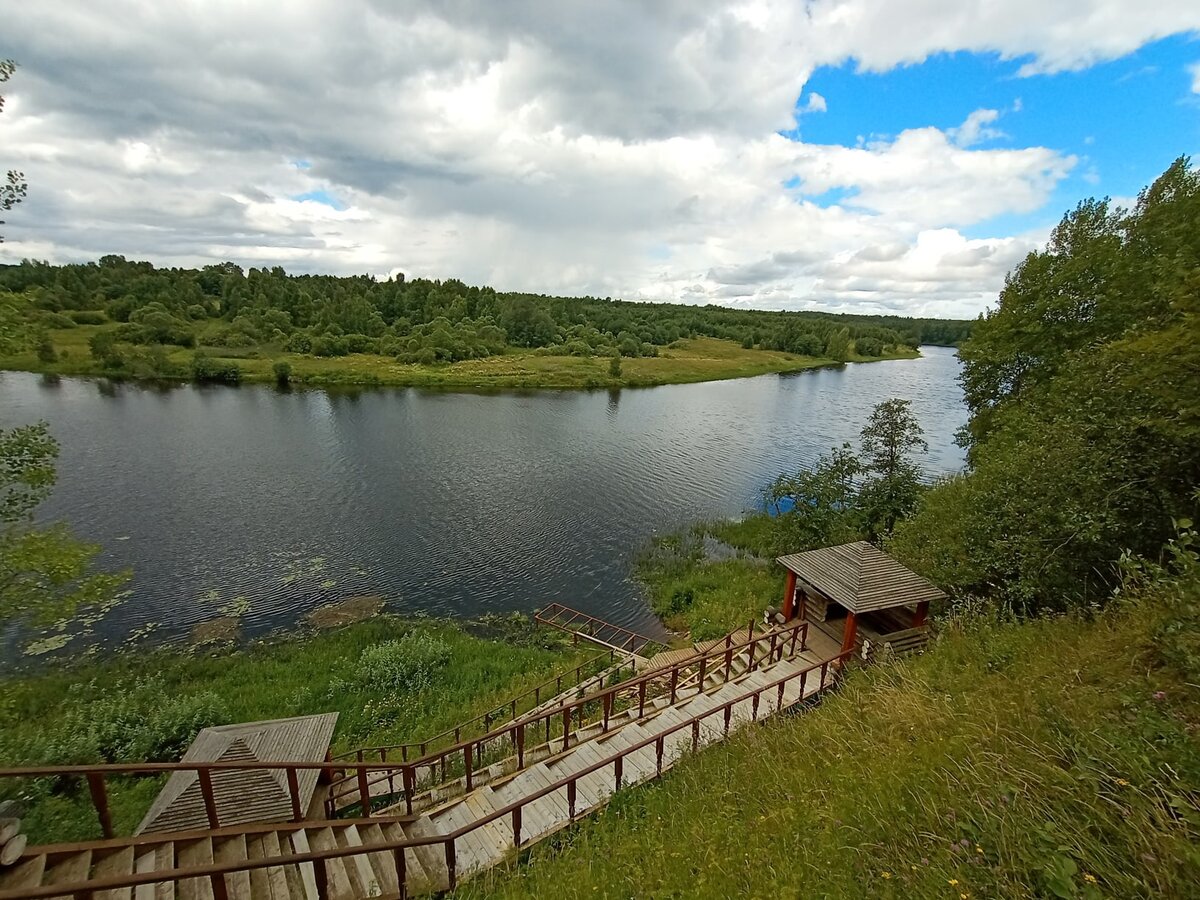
left=777, top=541, right=945, bottom=661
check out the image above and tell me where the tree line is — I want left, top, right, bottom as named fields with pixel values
left=0, top=257, right=971, bottom=371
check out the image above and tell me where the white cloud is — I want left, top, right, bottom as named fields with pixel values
left=1, top=1, right=1198, bottom=317
left=1190, top=61, right=1200, bottom=93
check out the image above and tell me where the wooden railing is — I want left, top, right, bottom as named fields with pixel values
left=330, top=647, right=621, bottom=765
left=323, top=619, right=807, bottom=814
left=0, top=649, right=851, bottom=900
left=534, top=603, right=669, bottom=655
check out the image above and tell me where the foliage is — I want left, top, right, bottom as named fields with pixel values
left=608, top=353, right=621, bottom=378
left=0, top=59, right=27, bottom=243
left=895, top=157, right=1200, bottom=611
left=350, top=630, right=452, bottom=694
left=858, top=398, right=928, bottom=537
left=190, top=352, right=242, bottom=384
left=0, top=423, right=130, bottom=634
left=272, top=359, right=292, bottom=385
left=0, top=615, right=586, bottom=842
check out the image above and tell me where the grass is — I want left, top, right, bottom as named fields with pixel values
left=0, top=328, right=919, bottom=391
left=457, top=599, right=1200, bottom=899
left=0, top=614, right=591, bottom=843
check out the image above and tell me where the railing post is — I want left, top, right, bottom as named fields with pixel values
left=669, top=668, right=678, bottom=704
left=86, top=772, right=114, bottom=839
left=314, top=857, right=329, bottom=900
left=614, top=755, right=623, bottom=791
left=286, top=766, right=303, bottom=821
left=568, top=779, right=577, bottom=819
left=211, top=873, right=230, bottom=900
left=512, top=806, right=522, bottom=847
left=777, top=681, right=786, bottom=711
left=358, top=765, right=372, bottom=817
left=638, top=681, right=646, bottom=717
left=698, top=654, right=707, bottom=687
left=723, top=703, right=732, bottom=737
left=603, top=692, right=612, bottom=732
left=821, top=661, right=829, bottom=690
left=799, top=669, right=808, bottom=699
left=403, top=766, right=414, bottom=815
left=790, top=624, right=800, bottom=656
left=445, top=840, right=457, bottom=891
left=724, top=643, right=733, bottom=680
left=751, top=692, right=760, bottom=722
left=382, top=748, right=394, bottom=796
left=692, top=720, right=700, bottom=753
left=562, top=707, right=572, bottom=749
left=198, top=767, right=220, bottom=827
left=464, top=743, right=474, bottom=791
left=747, top=634, right=756, bottom=672
left=517, top=722, right=525, bottom=769
left=393, top=846, right=408, bottom=900
left=655, top=736, right=664, bottom=775
left=770, top=631, right=778, bottom=661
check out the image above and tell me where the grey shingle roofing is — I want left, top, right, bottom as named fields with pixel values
left=777, top=541, right=946, bottom=614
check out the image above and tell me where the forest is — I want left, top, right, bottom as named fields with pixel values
left=0, top=257, right=969, bottom=383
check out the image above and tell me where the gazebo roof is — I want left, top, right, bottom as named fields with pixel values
left=136, top=713, right=338, bottom=835
left=777, top=541, right=945, bottom=614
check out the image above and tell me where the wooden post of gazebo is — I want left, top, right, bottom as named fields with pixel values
left=912, top=600, right=929, bottom=628
left=782, top=569, right=797, bottom=619
left=840, top=612, right=858, bottom=654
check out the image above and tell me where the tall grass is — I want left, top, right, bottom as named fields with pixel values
left=0, top=615, right=588, bottom=842
left=459, top=602, right=1200, bottom=898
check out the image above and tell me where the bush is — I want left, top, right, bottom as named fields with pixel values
left=273, top=360, right=292, bottom=385
left=68, top=310, right=107, bottom=325
left=609, top=354, right=622, bottom=378
left=40, top=312, right=76, bottom=329
left=190, top=353, right=242, bottom=384
left=352, top=631, right=452, bottom=695
left=36, top=336, right=57, bottom=363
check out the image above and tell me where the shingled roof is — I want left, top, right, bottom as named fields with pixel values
left=777, top=541, right=945, bottom=614
left=136, top=713, right=337, bottom=835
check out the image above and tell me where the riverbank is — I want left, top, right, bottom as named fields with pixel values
left=0, top=612, right=591, bottom=843
left=0, top=329, right=919, bottom=390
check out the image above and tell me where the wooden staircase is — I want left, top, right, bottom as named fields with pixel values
left=0, top=623, right=848, bottom=899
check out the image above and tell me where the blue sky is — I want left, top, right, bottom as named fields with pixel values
left=792, top=34, right=1200, bottom=239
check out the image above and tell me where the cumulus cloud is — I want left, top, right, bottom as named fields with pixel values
left=1190, top=61, right=1200, bottom=93
left=2, top=0, right=1199, bottom=317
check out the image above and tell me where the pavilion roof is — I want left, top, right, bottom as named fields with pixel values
left=136, top=713, right=337, bottom=835
left=777, top=541, right=945, bottom=614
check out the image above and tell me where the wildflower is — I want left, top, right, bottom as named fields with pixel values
left=949, top=879, right=959, bottom=886
left=881, top=871, right=892, bottom=879
left=961, top=894, right=970, bottom=899
left=1115, top=778, right=1130, bottom=786
left=975, top=846, right=983, bottom=854
left=1083, top=873, right=1097, bottom=884
left=920, top=858, right=930, bottom=866
left=1152, top=691, right=1166, bottom=701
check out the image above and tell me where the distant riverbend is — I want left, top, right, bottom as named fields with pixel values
left=0, top=346, right=966, bottom=664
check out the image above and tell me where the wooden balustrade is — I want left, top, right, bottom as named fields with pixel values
left=0, top=647, right=849, bottom=900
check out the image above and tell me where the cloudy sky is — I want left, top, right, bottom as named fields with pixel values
left=3, top=2, right=1199, bottom=318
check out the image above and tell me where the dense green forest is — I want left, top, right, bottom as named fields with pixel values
left=0, top=257, right=969, bottom=378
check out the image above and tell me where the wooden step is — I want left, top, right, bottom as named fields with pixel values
left=401, top=817, right=450, bottom=893
left=358, top=823, right=399, bottom=897
left=93, top=845, right=136, bottom=900
left=245, top=831, right=291, bottom=900
left=0, top=853, right=46, bottom=894
left=381, top=821, right=433, bottom=895
left=333, top=825, right=379, bottom=898
left=303, top=827, right=355, bottom=900
left=175, top=838, right=215, bottom=900
left=287, top=829, right=320, bottom=900
left=133, top=847, right=167, bottom=900
left=212, top=836, right=251, bottom=900
left=42, top=848, right=92, bottom=900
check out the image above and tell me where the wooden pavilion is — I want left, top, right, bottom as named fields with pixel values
left=777, top=541, right=945, bottom=662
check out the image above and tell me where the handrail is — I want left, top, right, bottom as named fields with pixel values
left=324, top=619, right=806, bottom=812
left=534, top=602, right=669, bottom=655
left=0, top=649, right=852, bottom=900
left=0, top=620, right=806, bottom=843
left=330, top=648, right=620, bottom=764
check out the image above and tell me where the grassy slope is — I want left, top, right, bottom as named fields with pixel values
left=0, top=328, right=918, bottom=390
left=458, top=603, right=1199, bottom=899
left=0, top=616, right=591, bottom=843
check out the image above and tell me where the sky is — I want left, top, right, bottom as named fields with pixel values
left=2, top=2, right=1199, bottom=319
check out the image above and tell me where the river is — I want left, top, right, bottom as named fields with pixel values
left=0, top=346, right=966, bottom=661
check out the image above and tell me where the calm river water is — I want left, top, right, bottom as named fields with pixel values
left=0, top=347, right=966, bottom=661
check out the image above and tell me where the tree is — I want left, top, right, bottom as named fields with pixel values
left=858, top=399, right=927, bottom=537
left=823, top=327, right=851, bottom=362
left=608, top=354, right=622, bottom=378
left=765, top=443, right=863, bottom=554
left=0, top=60, right=28, bottom=243
left=1, top=423, right=129, bottom=637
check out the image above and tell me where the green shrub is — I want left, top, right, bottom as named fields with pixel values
left=273, top=360, right=292, bottom=385
left=190, top=353, right=242, bottom=384
left=353, top=631, right=452, bottom=695
left=68, top=310, right=107, bottom=325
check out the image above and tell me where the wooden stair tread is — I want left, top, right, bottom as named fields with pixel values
left=93, top=845, right=136, bottom=900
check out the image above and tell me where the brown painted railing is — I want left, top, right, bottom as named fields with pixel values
left=534, top=602, right=669, bottom=655
left=330, top=647, right=620, bottom=765
left=324, top=619, right=807, bottom=814
left=0, top=649, right=851, bottom=900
